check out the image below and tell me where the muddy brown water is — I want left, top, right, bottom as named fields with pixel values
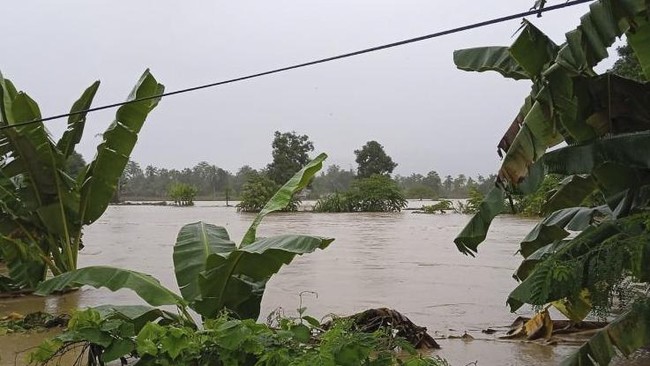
left=0, top=201, right=644, bottom=365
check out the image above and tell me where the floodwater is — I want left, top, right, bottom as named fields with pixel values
left=0, top=201, right=640, bottom=365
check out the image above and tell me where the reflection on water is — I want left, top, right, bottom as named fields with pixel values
left=0, top=201, right=635, bottom=365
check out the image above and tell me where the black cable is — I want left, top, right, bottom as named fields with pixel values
left=1, top=0, right=592, bottom=131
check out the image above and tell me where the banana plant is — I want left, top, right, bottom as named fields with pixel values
left=0, top=69, right=164, bottom=290
left=36, top=153, right=333, bottom=322
left=452, top=0, right=650, bottom=363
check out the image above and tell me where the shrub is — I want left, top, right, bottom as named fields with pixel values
left=168, top=182, right=198, bottom=206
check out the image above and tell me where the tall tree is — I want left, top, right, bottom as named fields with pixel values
left=423, top=171, right=442, bottom=197
left=610, top=42, right=646, bottom=82
left=266, top=131, right=314, bottom=185
left=354, top=140, right=397, bottom=179
left=312, top=164, right=356, bottom=196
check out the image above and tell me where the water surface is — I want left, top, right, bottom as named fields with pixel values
left=0, top=201, right=610, bottom=365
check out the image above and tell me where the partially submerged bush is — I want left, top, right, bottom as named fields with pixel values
left=237, top=173, right=302, bottom=213
left=420, top=200, right=454, bottom=214
left=168, top=182, right=198, bottom=206
left=313, top=192, right=353, bottom=212
left=314, top=175, right=407, bottom=212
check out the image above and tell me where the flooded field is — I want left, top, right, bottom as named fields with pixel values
left=0, top=201, right=631, bottom=365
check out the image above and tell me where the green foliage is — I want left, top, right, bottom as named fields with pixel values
left=310, top=164, right=356, bottom=198
left=0, top=69, right=163, bottom=291
left=452, top=1, right=650, bottom=363
left=31, top=154, right=448, bottom=365
left=354, top=141, right=397, bottom=179
left=28, top=306, right=180, bottom=365
left=37, top=154, right=331, bottom=322
left=237, top=173, right=285, bottom=213
left=168, top=182, right=198, bottom=206
left=266, top=131, right=314, bottom=186
left=32, top=308, right=447, bottom=366
left=35, top=266, right=187, bottom=308
left=611, top=43, right=647, bottom=82
left=314, top=175, right=407, bottom=212
left=455, top=188, right=484, bottom=214
left=313, top=192, right=353, bottom=212
left=513, top=175, right=562, bottom=216
left=420, top=200, right=453, bottom=214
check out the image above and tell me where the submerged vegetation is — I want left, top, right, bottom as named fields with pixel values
left=0, top=69, right=163, bottom=292
left=28, top=155, right=442, bottom=365
left=314, top=174, right=407, bottom=213
left=3, top=1, right=650, bottom=366
left=315, top=142, right=407, bottom=212
left=168, top=182, right=198, bottom=206
left=454, top=0, right=650, bottom=363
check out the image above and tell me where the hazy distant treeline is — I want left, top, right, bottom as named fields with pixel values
left=116, top=160, right=495, bottom=201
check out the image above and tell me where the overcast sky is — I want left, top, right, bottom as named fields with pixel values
left=2, top=1, right=619, bottom=177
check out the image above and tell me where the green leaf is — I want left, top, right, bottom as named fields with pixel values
left=195, top=235, right=334, bottom=319
left=241, top=153, right=326, bottom=246
left=543, top=175, right=597, bottom=214
left=56, top=81, right=100, bottom=159
left=628, top=17, right=650, bottom=80
left=102, top=338, right=134, bottom=363
left=80, top=69, right=164, bottom=225
left=453, top=46, right=530, bottom=80
left=519, top=205, right=612, bottom=258
left=453, top=187, right=505, bottom=255
left=290, top=323, right=311, bottom=343
left=498, top=100, right=563, bottom=185
left=562, top=300, right=650, bottom=366
left=0, top=236, right=46, bottom=289
left=302, top=315, right=321, bottom=328
left=136, top=322, right=164, bottom=356
left=0, top=77, right=63, bottom=204
left=509, top=20, right=558, bottom=77
left=93, top=305, right=180, bottom=333
left=544, top=131, right=650, bottom=175
left=556, top=0, right=632, bottom=74
left=173, top=222, right=236, bottom=303
left=508, top=217, right=631, bottom=311
left=35, top=266, right=184, bottom=307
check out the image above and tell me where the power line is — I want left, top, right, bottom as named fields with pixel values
left=1, top=0, right=592, bottom=131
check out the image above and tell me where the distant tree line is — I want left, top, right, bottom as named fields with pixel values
left=62, top=133, right=494, bottom=203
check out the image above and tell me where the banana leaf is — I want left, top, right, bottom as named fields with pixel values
left=508, top=213, right=649, bottom=311
left=509, top=20, right=558, bottom=77
left=454, top=0, right=650, bottom=253
left=453, top=47, right=530, bottom=80
left=544, top=131, right=650, bottom=175
left=542, top=175, right=597, bottom=214
left=194, top=234, right=334, bottom=320
left=80, top=69, right=164, bottom=225
left=173, top=221, right=236, bottom=303
left=519, top=205, right=612, bottom=258
left=93, top=304, right=180, bottom=332
left=56, top=81, right=100, bottom=159
left=577, top=74, right=650, bottom=135
left=0, top=236, right=46, bottom=289
left=453, top=187, right=505, bottom=255
left=561, top=300, right=650, bottom=366
left=241, top=152, right=327, bottom=246
left=35, top=266, right=184, bottom=307
left=0, top=78, right=62, bottom=205
left=555, top=0, right=639, bottom=74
